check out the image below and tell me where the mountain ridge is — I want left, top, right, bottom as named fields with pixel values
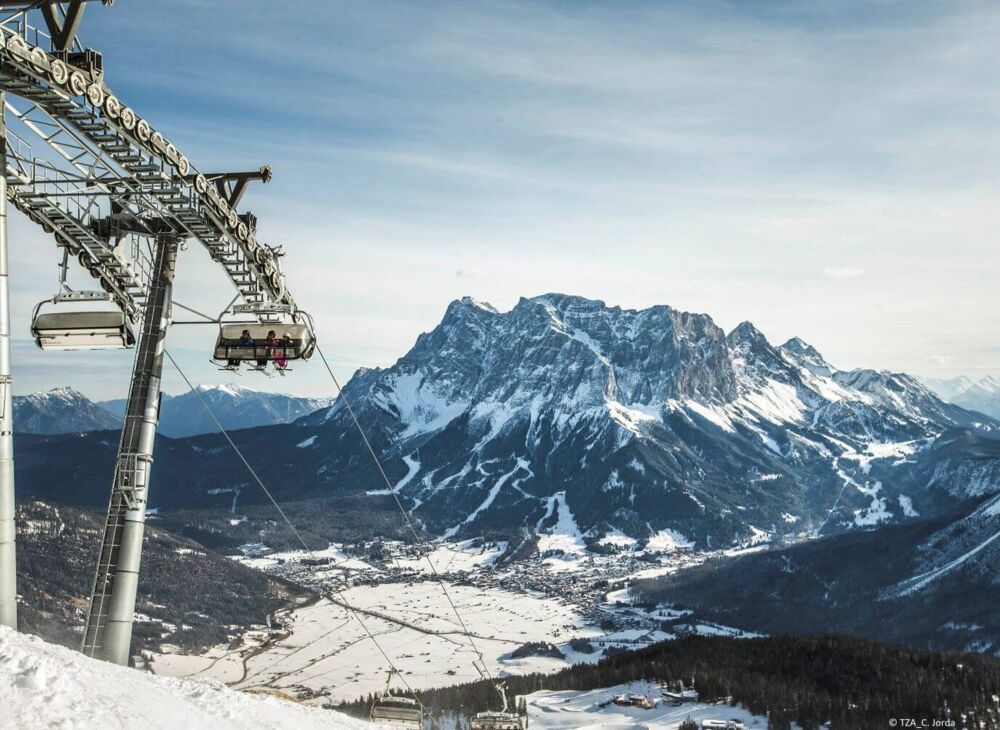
left=297, top=293, right=996, bottom=546
left=11, top=294, right=998, bottom=556
left=99, top=385, right=334, bottom=438
left=922, top=374, right=1000, bottom=420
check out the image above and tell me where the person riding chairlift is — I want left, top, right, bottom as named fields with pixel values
left=275, top=331, right=293, bottom=370
left=229, top=329, right=254, bottom=367
left=259, top=330, right=277, bottom=368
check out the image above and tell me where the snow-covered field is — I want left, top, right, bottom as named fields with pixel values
left=151, top=581, right=622, bottom=702
left=0, top=627, right=373, bottom=730
left=525, top=682, right=766, bottom=729
left=148, top=532, right=758, bottom=706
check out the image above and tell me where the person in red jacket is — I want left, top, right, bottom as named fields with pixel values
left=275, top=331, right=293, bottom=370
left=259, top=330, right=277, bottom=368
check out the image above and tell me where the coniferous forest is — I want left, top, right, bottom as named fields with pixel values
left=338, top=634, right=1000, bottom=729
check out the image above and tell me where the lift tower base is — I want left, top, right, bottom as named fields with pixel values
left=81, top=235, right=179, bottom=664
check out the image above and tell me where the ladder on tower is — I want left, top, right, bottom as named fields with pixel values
left=81, top=238, right=175, bottom=661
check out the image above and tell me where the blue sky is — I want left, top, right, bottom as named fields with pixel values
left=7, top=0, right=1000, bottom=400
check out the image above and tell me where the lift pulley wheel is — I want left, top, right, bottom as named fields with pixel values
left=103, top=94, right=121, bottom=120
left=119, top=106, right=137, bottom=131
left=86, top=84, right=104, bottom=108
left=48, top=59, right=68, bottom=85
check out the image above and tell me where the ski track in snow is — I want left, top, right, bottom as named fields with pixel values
left=889, top=528, right=1000, bottom=598
left=444, top=459, right=528, bottom=539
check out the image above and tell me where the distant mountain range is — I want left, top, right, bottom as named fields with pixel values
left=98, top=384, right=334, bottom=438
left=14, top=294, right=996, bottom=542
left=13, top=387, right=121, bottom=435
left=12, top=385, right=333, bottom=438
left=921, top=375, right=1000, bottom=420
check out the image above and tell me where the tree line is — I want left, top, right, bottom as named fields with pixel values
left=335, top=634, right=1000, bottom=729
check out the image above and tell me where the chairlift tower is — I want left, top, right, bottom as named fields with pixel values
left=0, top=1, right=316, bottom=662
left=0, top=90, right=15, bottom=630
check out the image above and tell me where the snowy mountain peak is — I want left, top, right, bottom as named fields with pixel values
left=305, top=293, right=990, bottom=546
left=14, top=388, right=120, bottom=434
left=45, top=386, right=84, bottom=398
left=781, top=337, right=824, bottom=362
left=779, top=337, right=835, bottom=378
left=195, top=383, right=252, bottom=397
left=728, top=320, right=767, bottom=343
left=458, top=295, right=498, bottom=313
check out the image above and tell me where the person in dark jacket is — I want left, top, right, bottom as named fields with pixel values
left=229, top=329, right=254, bottom=367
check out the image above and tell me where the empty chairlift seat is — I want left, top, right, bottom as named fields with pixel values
left=471, top=684, right=527, bottom=730
left=470, top=711, right=526, bottom=730
left=212, top=322, right=315, bottom=364
left=32, top=306, right=136, bottom=350
left=370, top=695, right=424, bottom=728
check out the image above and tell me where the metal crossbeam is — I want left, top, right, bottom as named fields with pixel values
left=0, top=17, right=296, bottom=313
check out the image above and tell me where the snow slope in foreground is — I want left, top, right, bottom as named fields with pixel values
left=0, top=627, right=373, bottom=730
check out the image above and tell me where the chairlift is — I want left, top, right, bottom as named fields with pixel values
left=31, top=291, right=135, bottom=350
left=370, top=669, right=424, bottom=729
left=211, top=314, right=315, bottom=370
left=471, top=684, right=527, bottom=730
left=470, top=711, right=526, bottom=730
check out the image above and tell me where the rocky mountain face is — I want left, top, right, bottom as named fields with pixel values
left=290, top=294, right=996, bottom=548
left=11, top=295, right=999, bottom=554
left=13, top=388, right=120, bottom=434
left=98, top=384, right=334, bottom=438
left=922, top=375, right=1000, bottom=420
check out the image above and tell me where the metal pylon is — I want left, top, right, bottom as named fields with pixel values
left=81, top=234, right=178, bottom=663
left=0, top=91, right=16, bottom=630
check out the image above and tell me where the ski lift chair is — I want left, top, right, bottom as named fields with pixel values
left=471, top=684, right=527, bottom=730
left=470, top=711, right=526, bottom=730
left=31, top=293, right=135, bottom=350
left=212, top=320, right=315, bottom=370
left=370, top=669, right=424, bottom=729
left=370, top=694, right=424, bottom=728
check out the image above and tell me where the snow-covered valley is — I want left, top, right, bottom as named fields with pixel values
left=148, top=537, right=757, bottom=704
left=2, top=626, right=777, bottom=730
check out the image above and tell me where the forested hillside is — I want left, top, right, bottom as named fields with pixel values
left=339, top=635, right=1000, bottom=729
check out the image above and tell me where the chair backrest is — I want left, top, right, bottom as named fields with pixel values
left=32, top=310, right=134, bottom=350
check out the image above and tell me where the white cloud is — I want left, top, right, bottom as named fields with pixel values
left=822, top=267, right=868, bottom=280
left=5, top=1, right=999, bottom=399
